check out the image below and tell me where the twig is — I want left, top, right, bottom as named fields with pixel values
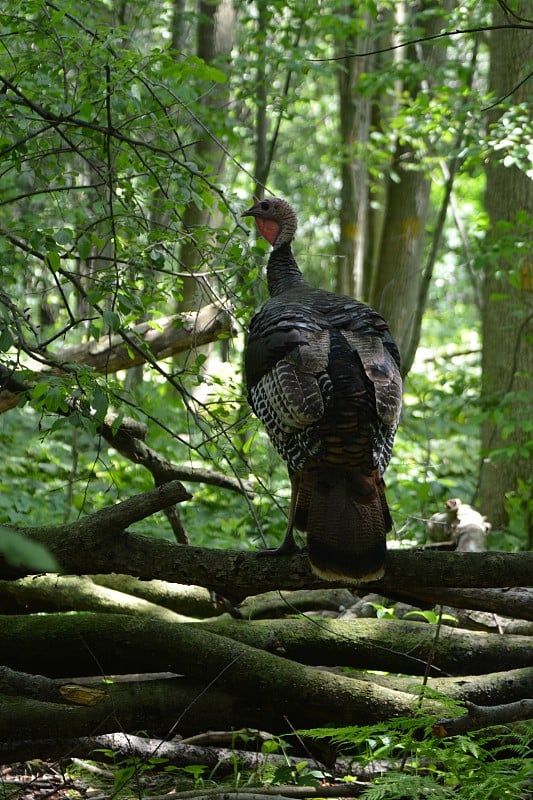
left=308, top=24, right=533, bottom=62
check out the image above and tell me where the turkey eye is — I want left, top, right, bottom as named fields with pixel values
left=260, top=201, right=270, bottom=210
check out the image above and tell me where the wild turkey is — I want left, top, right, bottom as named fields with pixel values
left=242, top=197, right=402, bottom=583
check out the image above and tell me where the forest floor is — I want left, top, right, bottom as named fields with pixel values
left=0, top=761, right=181, bottom=800
left=1, top=762, right=86, bottom=800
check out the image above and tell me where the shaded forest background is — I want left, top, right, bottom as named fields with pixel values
left=0, top=0, right=531, bottom=548
left=0, top=0, right=532, bottom=798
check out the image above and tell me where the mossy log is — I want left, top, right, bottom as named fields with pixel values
left=198, top=617, right=532, bottom=676
left=3, top=518, right=533, bottom=597
left=0, top=611, right=417, bottom=740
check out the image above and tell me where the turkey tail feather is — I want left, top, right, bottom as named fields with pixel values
left=304, top=470, right=388, bottom=583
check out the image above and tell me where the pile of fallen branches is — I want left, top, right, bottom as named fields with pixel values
left=1, top=486, right=532, bottom=799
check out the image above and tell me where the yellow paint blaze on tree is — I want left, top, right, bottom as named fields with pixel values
left=343, top=222, right=358, bottom=240
left=520, top=261, right=533, bottom=292
left=401, top=217, right=422, bottom=239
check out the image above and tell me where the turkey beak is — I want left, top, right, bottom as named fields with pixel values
left=242, top=196, right=262, bottom=217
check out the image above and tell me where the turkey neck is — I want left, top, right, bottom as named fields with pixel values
left=267, top=242, right=307, bottom=297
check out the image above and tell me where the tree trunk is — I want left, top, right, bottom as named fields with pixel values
left=371, top=139, right=431, bottom=363
left=176, top=0, right=235, bottom=308
left=370, top=0, right=452, bottom=371
left=251, top=1, right=269, bottom=195
left=335, top=8, right=374, bottom=299
left=479, top=1, right=533, bottom=532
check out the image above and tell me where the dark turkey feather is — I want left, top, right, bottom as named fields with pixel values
left=242, top=199, right=402, bottom=583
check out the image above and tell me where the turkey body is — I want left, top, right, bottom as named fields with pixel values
left=244, top=204, right=402, bottom=583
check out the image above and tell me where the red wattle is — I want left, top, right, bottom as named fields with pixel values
left=255, top=217, right=281, bottom=246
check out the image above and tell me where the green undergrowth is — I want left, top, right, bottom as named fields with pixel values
left=300, top=712, right=533, bottom=800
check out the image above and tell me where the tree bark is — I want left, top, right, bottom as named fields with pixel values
left=335, top=8, right=374, bottom=299
left=479, top=1, right=533, bottom=530
left=177, top=0, right=235, bottom=308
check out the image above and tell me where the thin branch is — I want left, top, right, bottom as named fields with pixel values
left=99, top=414, right=254, bottom=497
left=496, top=0, right=533, bottom=24
left=0, top=73, right=238, bottom=221
left=0, top=182, right=108, bottom=208
left=481, top=69, right=533, bottom=111
left=308, top=24, right=533, bottom=62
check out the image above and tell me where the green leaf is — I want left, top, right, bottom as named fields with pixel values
left=0, top=526, right=59, bottom=571
left=78, top=235, right=92, bottom=260
left=91, top=385, right=109, bottom=422
left=46, top=250, right=60, bottom=270
left=31, top=381, right=50, bottom=399
left=0, top=326, right=14, bottom=351
left=102, top=310, right=121, bottom=332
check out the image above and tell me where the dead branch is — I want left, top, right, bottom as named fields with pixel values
left=342, top=667, right=533, bottom=706
left=0, top=730, right=328, bottom=776
left=426, top=498, right=490, bottom=551
left=384, top=586, right=533, bottom=622
left=2, top=514, right=532, bottom=596
left=98, top=412, right=252, bottom=544
left=0, top=574, right=197, bottom=621
left=3, top=612, right=531, bottom=683
left=99, top=415, right=253, bottom=497
left=0, top=481, right=191, bottom=580
left=90, top=574, right=217, bottom=617
left=198, top=617, right=532, bottom=677
left=0, top=302, right=234, bottom=413
left=434, top=698, right=533, bottom=737
left=0, top=612, right=418, bottom=738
